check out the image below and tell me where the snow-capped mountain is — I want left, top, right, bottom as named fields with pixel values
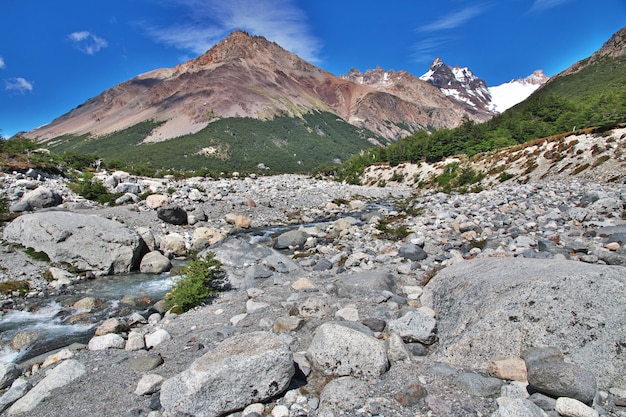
left=420, top=58, right=493, bottom=120
left=488, top=70, right=550, bottom=112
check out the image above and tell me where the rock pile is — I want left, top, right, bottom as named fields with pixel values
left=0, top=168, right=624, bottom=416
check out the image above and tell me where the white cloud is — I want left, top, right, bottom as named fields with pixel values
left=412, top=37, right=454, bottom=63
left=0, top=57, right=5, bottom=69
left=145, top=0, right=322, bottom=63
left=5, top=77, right=34, bottom=93
left=419, top=5, right=485, bottom=32
left=530, top=0, right=574, bottom=12
left=68, top=31, right=108, bottom=55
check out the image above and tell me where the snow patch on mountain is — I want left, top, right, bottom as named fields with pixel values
left=488, top=70, right=549, bottom=112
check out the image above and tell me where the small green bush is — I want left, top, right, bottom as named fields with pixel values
left=0, top=280, right=29, bottom=295
left=165, top=254, right=225, bottom=312
left=68, top=171, right=121, bottom=204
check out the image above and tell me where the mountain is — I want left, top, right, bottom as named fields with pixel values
left=488, top=70, right=550, bottom=113
left=419, top=58, right=494, bottom=120
left=26, top=31, right=478, bottom=150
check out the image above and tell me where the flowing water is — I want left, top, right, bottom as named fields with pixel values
left=0, top=201, right=397, bottom=363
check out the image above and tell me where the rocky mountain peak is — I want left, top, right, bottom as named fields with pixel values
left=595, top=25, right=626, bottom=58
left=184, top=30, right=277, bottom=69
left=420, top=57, right=492, bottom=117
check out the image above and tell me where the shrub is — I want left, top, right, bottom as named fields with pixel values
left=68, top=171, right=121, bottom=204
left=165, top=254, right=225, bottom=312
left=0, top=280, right=29, bottom=295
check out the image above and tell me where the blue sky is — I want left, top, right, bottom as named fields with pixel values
left=1, top=0, right=624, bottom=138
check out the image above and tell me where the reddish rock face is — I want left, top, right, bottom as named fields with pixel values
left=28, top=31, right=476, bottom=144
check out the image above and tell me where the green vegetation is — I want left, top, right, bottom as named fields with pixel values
left=333, top=55, right=626, bottom=182
left=376, top=218, right=411, bottom=240
left=165, top=254, right=225, bottom=313
left=46, top=112, right=379, bottom=174
left=24, top=247, right=51, bottom=262
left=67, top=171, right=121, bottom=204
left=0, top=280, right=29, bottom=295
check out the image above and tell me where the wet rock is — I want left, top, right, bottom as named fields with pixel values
left=0, top=362, right=22, bottom=390
left=139, top=251, right=172, bottom=274
left=0, top=378, right=31, bottom=413
left=95, top=318, right=128, bottom=336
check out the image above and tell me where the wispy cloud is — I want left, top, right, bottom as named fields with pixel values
left=5, top=77, right=34, bottom=93
left=530, top=0, right=574, bottom=12
left=68, top=31, right=108, bottom=55
left=418, top=5, right=485, bottom=32
left=144, top=0, right=322, bottom=63
left=412, top=37, right=454, bottom=63
left=0, top=57, right=5, bottom=69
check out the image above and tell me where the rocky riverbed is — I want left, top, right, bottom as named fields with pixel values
left=0, top=168, right=625, bottom=417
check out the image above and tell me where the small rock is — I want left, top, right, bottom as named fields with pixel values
left=129, top=355, right=164, bottom=371
left=387, top=310, right=437, bottom=344
left=146, top=195, right=169, bottom=210
left=273, top=316, right=303, bottom=333
left=0, top=362, right=22, bottom=390
left=140, top=251, right=172, bottom=274
left=0, top=378, right=31, bottom=414
left=157, top=205, right=188, bottom=225
left=489, top=356, right=528, bottom=382
left=555, top=397, right=599, bottom=417
left=73, top=297, right=97, bottom=310
left=88, top=334, right=126, bottom=350
left=135, top=374, right=165, bottom=396
left=10, top=331, right=38, bottom=351
left=298, top=297, right=332, bottom=319
left=145, top=329, right=171, bottom=349
left=125, top=332, right=147, bottom=351
left=42, top=348, right=74, bottom=368
left=95, top=318, right=128, bottom=336
left=395, top=381, right=428, bottom=407
left=291, top=277, right=315, bottom=291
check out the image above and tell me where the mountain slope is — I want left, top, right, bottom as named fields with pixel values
left=26, top=31, right=476, bottom=146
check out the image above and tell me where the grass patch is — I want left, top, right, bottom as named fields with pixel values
left=24, top=247, right=50, bottom=262
left=0, top=280, right=29, bottom=295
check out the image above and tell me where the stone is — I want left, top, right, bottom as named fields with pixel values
left=10, top=187, right=62, bottom=212
left=42, top=348, right=74, bottom=368
left=125, top=332, right=147, bottom=351
left=426, top=258, right=626, bottom=390
left=3, top=211, right=145, bottom=274
left=134, top=374, right=165, bottom=396
left=398, top=244, right=428, bottom=261
left=246, top=299, right=270, bottom=314
left=243, top=403, right=265, bottom=417
left=139, top=251, right=172, bottom=274
left=129, top=355, right=164, bottom=371
left=395, top=381, right=428, bottom=407
left=191, top=227, right=226, bottom=251
left=386, top=331, right=411, bottom=363
left=95, top=318, right=128, bottom=336
left=0, top=378, right=31, bottom=414
left=298, top=297, right=332, bottom=319
left=387, top=310, right=437, bottom=345
left=225, top=213, right=251, bottom=228
left=455, top=371, right=503, bottom=397
left=273, top=316, right=303, bottom=333
left=335, top=306, right=359, bottom=322
left=492, top=397, right=548, bottom=417
left=10, top=331, right=38, bottom=351
left=160, top=332, right=294, bottom=417
left=489, top=357, right=528, bottom=382
left=160, top=233, right=186, bottom=257
left=270, top=404, right=289, bottom=417
left=0, top=362, right=22, bottom=390
left=73, top=297, right=97, bottom=310
left=136, top=227, right=157, bottom=251
left=7, top=359, right=85, bottom=415
left=307, top=322, right=389, bottom=377
left=145, top=329, right=171, bottom=349
left=555, top=397, right=599, bottom=417
left=274, top=230, right=308, bottom=249
left=157, top=204, right=188, bottom=225
left=522, top=347, right=597, bottom=405
left=318, top=376, right=369, bottom=415
left=291, top=277, right=316, bottom=291
left=88, top=334, right=126, bottom=350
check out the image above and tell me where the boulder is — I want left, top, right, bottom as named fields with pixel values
left=134, top=374, right=164, bottom=396
left=94, top=318, right=128, bottom=336
left=160, top=332, right=294, bottom=417
left=522, top=347, right=597, bottom=404
left=88, top=334, right=126, bottom=350
left=191, top=227, right=226, bottom=251
left=0, top=362, right=22, bottom=390
left=145, top=329, right=171, bottom=349
left=425, top=258, right=626, bottom=389
left=139, top=251, right=172, bottom=274
left=160, top=233, right=186, bottom=257
left=7, top=359, right=85, bottom=415
left=398, top=244, right=428, bottom=261
left=274, top=230, right=308, bottom=249
left=157, top=204, right=188, bottom=225
left=307, top=322, right=389, bottom=377
left=555, top=397, right=599, bottom=417
left=0, top=378, right=31, bottom=414
left=145, top=194, right=169, bottom=209
left=387, top=310, right=437, bottom=345
left=318, top=376, right=369, bottom=415
left=2, top=211, right=145, bottom=274
left=9, top=187, right=62, bottom=212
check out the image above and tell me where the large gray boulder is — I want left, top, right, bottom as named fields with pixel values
left=2, top=211, right=145, bottom=274
left=307, top=322, right=389, bottom=378
left=160, top=332, right=294, bottom=417
left=9, top=187, right=62, bottom=212
left=425, top=258, right=626, bottom=389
